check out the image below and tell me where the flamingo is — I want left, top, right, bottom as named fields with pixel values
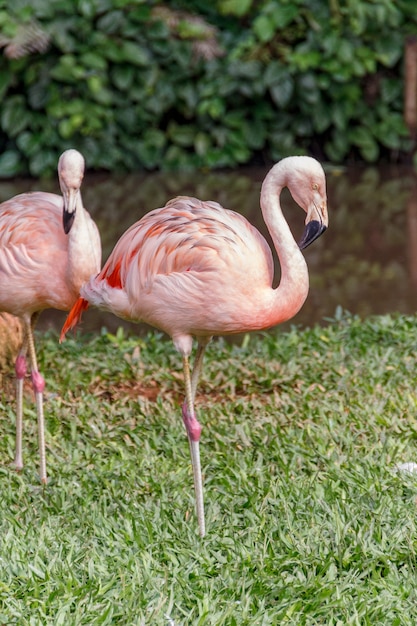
left=0, top=149, right=101, bottom=484
left=60, top=155, right=328, bottom=536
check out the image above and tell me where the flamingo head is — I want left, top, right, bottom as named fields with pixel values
left=58, top=149, right=85, bottom=234
left=282, top=156, right=328, bottom=250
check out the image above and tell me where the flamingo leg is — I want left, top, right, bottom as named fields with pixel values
left=190, top=339, right=209, bottom=401
left=14, top=336, right=28, bottom=471
left=182, top=339, right=210, bottom=537
left=25, top=313, right=47, bottom=484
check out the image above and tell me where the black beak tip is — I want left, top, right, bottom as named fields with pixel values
left=298, top=221, right=327, bottom=250
left=63, top=211, right=75, bottom=234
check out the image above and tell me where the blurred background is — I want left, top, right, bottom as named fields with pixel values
left=1, top=0, right=417, bottom=335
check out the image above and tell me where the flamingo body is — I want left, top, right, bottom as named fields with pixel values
left=62, top=155, right=328, bottom=536
left=83, top=198, right=281, bottom=337
left=0, top=149, right=101, bottom=482
left=0, top=192, right=99, bottom=314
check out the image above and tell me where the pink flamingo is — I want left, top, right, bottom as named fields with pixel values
left=0, top=149, right=101, bottom=483
left=61, top=155, right=328, bottom=536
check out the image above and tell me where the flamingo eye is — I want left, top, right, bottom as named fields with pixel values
left=312, top=183, right=319, bottom=191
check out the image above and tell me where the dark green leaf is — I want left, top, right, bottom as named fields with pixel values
left=0, top=70, right=11, bottom=100
left=375, top=33, right=403, bottom=67
left=80, top=52, right=108, bottom=71
left=120, top=41, right=150, bottom=66
left=29, top=149, right=58, bottom=177
left=271, top=4, right=298, bottom=28
left=350, top=127, right=379, bottom=161
left=1, top=96, right=29, bottom=137
left=111, top=66, right=135, bottom=91
left=0, top=150, right=21, bottom=178
left=253, top=15, right=275, bottom=43
left=270, top=78, right=294, bottom=108
left=219, top=0, right=253, bottom=17
left=16, top=131, right=43, bottom=156
left=167, top=123, right=196, bottom=148
left=96, top=10, right=126, bottom=34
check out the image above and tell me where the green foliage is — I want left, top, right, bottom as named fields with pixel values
left=2, top=314, right=417, bottom=622
left=0, top=0, right=415, bottom=176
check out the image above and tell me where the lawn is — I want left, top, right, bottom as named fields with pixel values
left=1, top=311, right=417, bottom=625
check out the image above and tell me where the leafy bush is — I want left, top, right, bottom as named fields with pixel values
left=0, top=0, right=415, bottom=176
left=216, top=0, right=415, bottom=163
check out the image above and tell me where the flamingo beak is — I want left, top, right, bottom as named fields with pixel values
left=298, top=220, right=327, bottom=249
left=298, top=197, right=328, bottom=250
left=63, top=188, right=78, bottom=234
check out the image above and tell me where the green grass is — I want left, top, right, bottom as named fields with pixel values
left=1, top=311, right=417, bottom=625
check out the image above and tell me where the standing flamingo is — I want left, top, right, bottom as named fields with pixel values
left=61, top=155, right=328, bottom=536
left=0, top=149, right=101, bottom=483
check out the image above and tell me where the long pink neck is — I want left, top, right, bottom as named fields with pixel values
left=259, top=163, right=309, bottom=327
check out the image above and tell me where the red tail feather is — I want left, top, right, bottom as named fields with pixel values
left=60, top=297, right=89, bottom=342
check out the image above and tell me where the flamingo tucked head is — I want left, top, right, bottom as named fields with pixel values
left=58, top=149, right=85, bottom=234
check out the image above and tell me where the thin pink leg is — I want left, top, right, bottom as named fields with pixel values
left=181, top=338, right=209, bottom=437
left=182, top=402, right=202, bottom=443
left=32, top=369, right=47, bottom=484
left=14, top=353, right=27, bottom=471
left=181, top=340, right=209, bottom=537
left=26, top=313, right=47, bottom=484
left=182, top=400, right=204, bottom=535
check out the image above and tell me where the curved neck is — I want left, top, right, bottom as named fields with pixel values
left=260, top=165, right=309, bottom=326
left=66, top=192, right=101, bottom=292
